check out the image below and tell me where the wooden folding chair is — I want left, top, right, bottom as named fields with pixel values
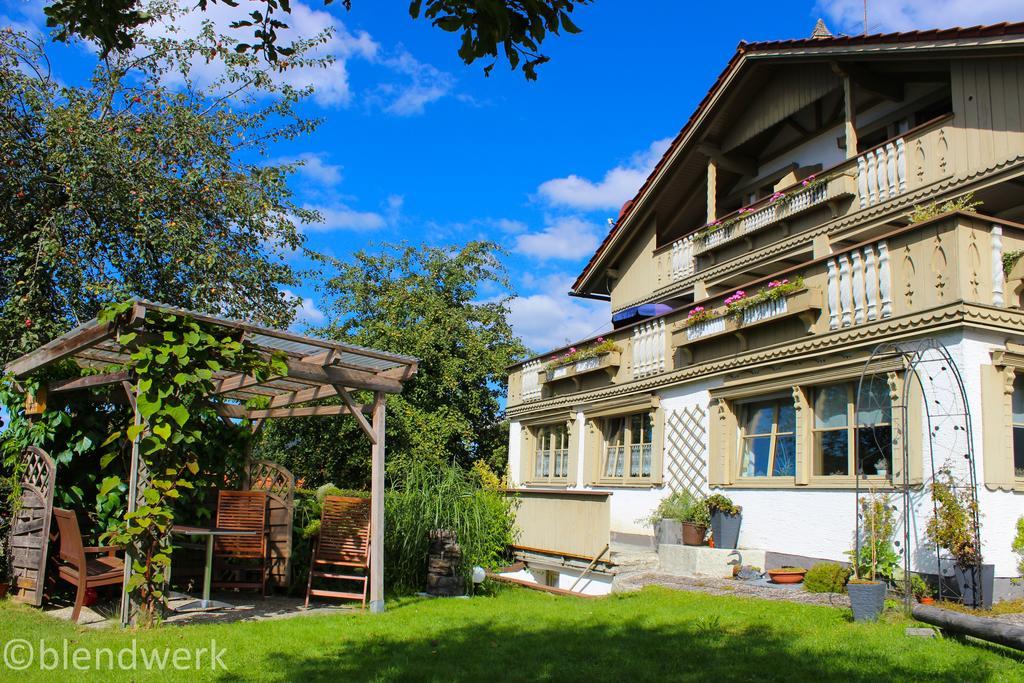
left=212, top=490, right=269, bottom=595
left=51, top=508, right=125, bottom=623
left=305, top=496, right=371, bottom=608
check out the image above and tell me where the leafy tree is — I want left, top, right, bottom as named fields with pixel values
left=255, top=241, right=527, bottom=486
left=0, top=20, right=323, bottom=365
left=43, top=0, right=590, bottom=80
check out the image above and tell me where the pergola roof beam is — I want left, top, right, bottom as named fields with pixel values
left=336, top=385, right=377, bottom=443
left=48, top=371, right=132, bottom=394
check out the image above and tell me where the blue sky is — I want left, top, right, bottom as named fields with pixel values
left=5, top=0, right=1024, bottom=355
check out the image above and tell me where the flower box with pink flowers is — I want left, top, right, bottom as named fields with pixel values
left=540, top=338, right=622, bottom=385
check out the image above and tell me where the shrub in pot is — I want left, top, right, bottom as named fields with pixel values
left=705, top=494, right=742, bottom=550
left=926, top=469, right=992, bottom=609
left=847, top=490, right=898, bottom=622
left=646, top=491, right=709, bottom=546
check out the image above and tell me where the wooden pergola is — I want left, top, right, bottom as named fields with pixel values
left=5, top=299, right=418, bottom=621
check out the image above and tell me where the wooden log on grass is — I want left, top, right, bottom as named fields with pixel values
left=911, top=604, right=1024, bottom=651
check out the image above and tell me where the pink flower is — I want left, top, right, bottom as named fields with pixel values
left=769, top=191, right=785, bottom=203
left=738, top=207, right=748, bottom=214
left=597, top=337, right=604, bottom=343
left=569, top=347, right=577, bottom=353
left=688, top=306, right=705, bottom=317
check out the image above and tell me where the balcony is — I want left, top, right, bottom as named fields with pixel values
left=508, top=211, right=1023, bottom=409
left=655, top=115, right=956, bottom=289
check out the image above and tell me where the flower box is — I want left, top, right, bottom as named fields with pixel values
left=538, top=351, right=621, bottom=387
left=694, top=174, right=855, bottom=255
left=672, top=287, right=822, bottom=360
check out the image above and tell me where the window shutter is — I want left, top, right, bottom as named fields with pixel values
left=650, top=408, right=665, bottom=484
left=583, top=418, right=603, bottom=484
left=793, top=387, right=811, bottom=486
left=708, top=398, right=735, bottom=487
left=519, top=426, right=534, bottom=484
left=981, top=365, right=1019, bottom=491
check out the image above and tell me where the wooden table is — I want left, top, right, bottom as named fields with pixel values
left=171, top=525, right=261, bottom=612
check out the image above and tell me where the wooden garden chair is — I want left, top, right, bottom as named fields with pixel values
left=51, top=508, right=124, bottom=623
left=212, top=490, right=269, bottom=595
left=305, top=496, right=371, bottom=609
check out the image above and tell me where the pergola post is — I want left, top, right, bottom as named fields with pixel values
left=369, top=391, right=386, bottom=613
left=120, top=385, right=142, bottom=627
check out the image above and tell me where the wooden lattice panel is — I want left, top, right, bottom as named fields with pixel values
left=244, top=460, right=295, bottom=589
left=665, top=406, right=708, bottom=496
left=10, top=447, right=56, bottom=606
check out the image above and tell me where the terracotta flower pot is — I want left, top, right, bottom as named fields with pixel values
left=919, top=596, right=935, bottom=605
left=680, top=522, right=707, bottom=546
left=767, top=568, right=806, bottom=584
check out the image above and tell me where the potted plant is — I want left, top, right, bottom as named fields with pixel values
left=926, top=469, right=992, bottom=609
left=847, top=490, right=898, bottom=622
left=911, top=575, right=933, bottom=605
left=646, top=491, right=708, bottom=546
left=705, top=494, right=742, bottom=549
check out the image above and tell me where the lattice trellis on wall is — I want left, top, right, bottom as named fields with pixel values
left=665, top=406, right=708, bottom=496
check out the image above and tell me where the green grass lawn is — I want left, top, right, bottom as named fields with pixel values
left=0, top=587, right=1021, bottom=681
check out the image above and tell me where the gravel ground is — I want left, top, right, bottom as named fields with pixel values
left=615, top=571, right=851, bottom=608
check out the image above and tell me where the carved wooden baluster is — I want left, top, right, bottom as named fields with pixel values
left=878, top=240, right=893, bottom=318
left=992, top=224, right=1005, bottom=307
left=838, top=254, right=853, bottom=327
left=864, top=245, right=879, bottom=321
left=857, top=156, right=869, bottom=208
left=851, top=250, right=865, bottom=324
left=827, top=258, right=840, bottom=329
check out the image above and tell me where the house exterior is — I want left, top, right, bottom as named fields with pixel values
left=504, top=22, right=1024, bottom=599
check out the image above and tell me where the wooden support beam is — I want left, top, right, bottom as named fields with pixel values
left=5, top=302, right=146, bottom=378
left=697, top=142, right=757, bottom=177
left=285, top=360, right=403, bottom=394
left=369, top=392, right=386, bottom=614
left=214, top=403, right=370, bottom=420
left=248, top=404, right=369, bottom=419
left=842, top=74, right=858, bottom=159
left=48, top=371, right=132, bottom=395
left=267, top=384, right=339, bottom=408
left=335, top=385, right=377, bottom=443
left=833, top=61, right=902, bottom=102
left=706, top=157, right=717, bottom=224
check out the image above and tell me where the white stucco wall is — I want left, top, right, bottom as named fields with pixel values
left=508, top=331, right=1023, bottom=578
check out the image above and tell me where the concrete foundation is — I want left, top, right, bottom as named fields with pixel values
left=658, top=544, right=768, bottom=579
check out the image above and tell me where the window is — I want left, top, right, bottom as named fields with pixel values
left=533, top=424, right=570, bottom=482
left=602, top=412, right=654, bottom=481
left=738, top=397, right=796, bottom=478
left=812, top=379, right=892, bottom=477
left=1013, top=376, right=1024, bottom=478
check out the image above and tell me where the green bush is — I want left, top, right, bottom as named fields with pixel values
left=803, top=562, right=851, bottom=593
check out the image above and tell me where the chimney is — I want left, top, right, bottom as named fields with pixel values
left=811, top=18, right=833, bottom=40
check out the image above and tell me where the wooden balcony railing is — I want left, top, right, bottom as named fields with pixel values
left=654, top=114, right=956, bottom=287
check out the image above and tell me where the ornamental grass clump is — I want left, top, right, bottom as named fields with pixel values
left=384, top=462, right=518, bottom=594
left=646, top=491, right=710, bottom=527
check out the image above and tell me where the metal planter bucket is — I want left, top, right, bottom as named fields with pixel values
left=848, top=581, right=887, bottom=622
left=656, top=519, right=683, bottom=546
left=954, top=563, right=995, bottom=610
left=711, top=511, right=741, bottom=549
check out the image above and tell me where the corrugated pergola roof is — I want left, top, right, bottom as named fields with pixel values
left=5, top=299, right=418, bottom=415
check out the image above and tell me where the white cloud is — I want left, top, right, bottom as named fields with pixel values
left=369, top=46, right=456, bottom=116
left=537, top=137, right=673, bottom=211
left=303, top=203, right=386, bottom=232
left=282, top=289, right=325, bottom=327
left=147, top=0, right=378, bottom=107
left=507, top=293, right=610, bottom=354
left=815, top=0, right=1024, bottom=34
left=275, top=152, right=343, bottom=186
left=512, top=216, right=602, bottom=261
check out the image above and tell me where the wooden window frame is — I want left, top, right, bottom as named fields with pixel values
left=594, top=409, right=662, bottom=486
left=982, top=352, right=1024, bottom=491
left=735, top=394, right=797, bottom=482
left=530, top=423, right=571, bottom=484
left=809, top=380, right=894, bottom=485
